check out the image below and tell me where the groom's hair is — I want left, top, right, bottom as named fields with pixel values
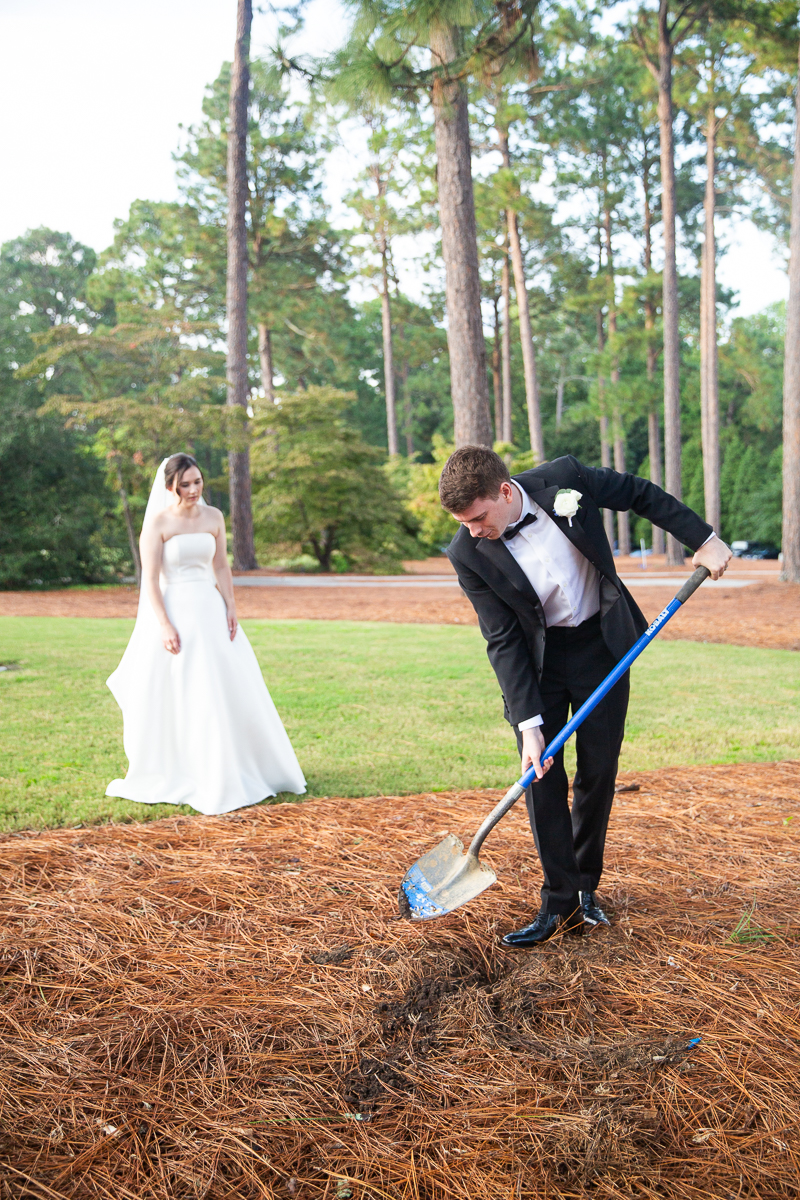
left=165, top=453, right=202, bottom=490
left=439, top=446, right=510, bottom=513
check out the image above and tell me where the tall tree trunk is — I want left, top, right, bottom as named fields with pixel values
left=492, top=295, right=502, bottom=439
left=642, top=148, right=665, bottom=556
left=603, top=201, right=629, bottom=554
left=613, top=425, right=631, bottom=555
left=597, top=308, right=616, bottom=548
left=701, top=103, right=721, bottom=532
left=508, top=208, right=545, bottom=464
left=258, top=323, right=274, bottom=402
left=430, top=22, right=492, bottom=447
left=258, top=322, right=278, bottom=457
left=498, top=127, right=544, bottom=464
left=501, top=240, right=513, bottom=443
left=380, top=249, right=399, bottom=455
left=556, top=360, right=565, bottom=429
left=114, top=457, right=141, bottom=588
left=647, top=399, right=665, bottom=556
left=401, top=359, right=414, bottom=456
left=783, top=35, right=800, bottom=582
left=644, top=296, right=665, bottom=555
left=600, top=412, right=615, bottom=549
left=655, top=1, right=684, bottom=564
left=226, top=0, right=257, bottom=570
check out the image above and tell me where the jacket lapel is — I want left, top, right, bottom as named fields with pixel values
left=475, top=535, right=541, bottom=608
left=526, top=481, right=609, bottom=577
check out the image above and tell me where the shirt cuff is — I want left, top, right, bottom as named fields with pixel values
left=699, top=531, right=717, bottom=547
left=517, top=715, right=543, bottom=731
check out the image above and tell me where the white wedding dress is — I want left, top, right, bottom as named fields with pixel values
left=106, top=530, right=306, bottom=814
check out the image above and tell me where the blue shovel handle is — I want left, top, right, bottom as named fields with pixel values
left=466, top=565, right=710, bottom=860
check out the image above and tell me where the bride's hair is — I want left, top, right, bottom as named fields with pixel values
left=165, top=453, right=203, bottom=491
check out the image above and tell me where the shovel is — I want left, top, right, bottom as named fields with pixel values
left=399, top=565, right=710, bottom=920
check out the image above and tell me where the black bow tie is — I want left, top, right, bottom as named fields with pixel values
left=503, top=511, right=537, bottom=540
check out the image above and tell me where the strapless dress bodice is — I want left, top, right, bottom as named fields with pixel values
left=162, top=532, right=216, bottom=585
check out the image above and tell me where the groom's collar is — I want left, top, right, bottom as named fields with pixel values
left=513, top=474, right=561, bottom=520
left=510, top=479, right=534, bottom=522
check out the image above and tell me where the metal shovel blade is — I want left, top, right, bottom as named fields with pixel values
left=399, top=834, right=497, bottom=920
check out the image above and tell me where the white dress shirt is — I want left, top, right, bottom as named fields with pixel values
left=504, top=481, right=601, bottom=730
left=505, top=482, right=719, bottom=730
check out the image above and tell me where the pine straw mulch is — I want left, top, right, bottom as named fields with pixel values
left=1, top=761, right=799, bottom=1199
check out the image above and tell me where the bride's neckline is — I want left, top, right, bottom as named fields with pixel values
left=163, top=530, right=216, bottom=545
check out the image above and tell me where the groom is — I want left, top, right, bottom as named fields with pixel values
left=440, top=447, right=731, bottom=947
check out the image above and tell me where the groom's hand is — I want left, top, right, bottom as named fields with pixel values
left=692, top=534, right=732, bottom=580
left=521, top=726, right=553, bottom=781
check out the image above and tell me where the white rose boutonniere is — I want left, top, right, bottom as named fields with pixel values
left=553, top=488, right=582, bottom=526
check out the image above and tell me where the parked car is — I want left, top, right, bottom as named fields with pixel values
left=730, top=540, right=780, bottom=559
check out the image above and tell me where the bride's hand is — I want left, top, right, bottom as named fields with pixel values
left=161, top=622, right=181, bottom=655
left=227, top=609, right=238, bottom=642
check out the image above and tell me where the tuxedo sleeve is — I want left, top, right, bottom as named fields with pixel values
left=450, top=555, right=543, bottom=726
left=572, top=459, right=713, bottom=551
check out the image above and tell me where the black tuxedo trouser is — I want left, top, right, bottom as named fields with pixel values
left=515, top=612, right=629, bottom=916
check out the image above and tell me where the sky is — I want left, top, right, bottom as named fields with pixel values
left=0, top=0, right=348, bottom=249
left=0, top=0, right=789, bottom=320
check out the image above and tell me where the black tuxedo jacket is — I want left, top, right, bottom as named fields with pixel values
left=446, top=455, right=712, bottom=727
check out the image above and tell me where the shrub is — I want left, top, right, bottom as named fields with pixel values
left=250, top=387, right=420, bottom=572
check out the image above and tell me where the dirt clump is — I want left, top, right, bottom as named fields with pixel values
left=342, top=1055, right=415, bottom=1114
left=306, top=945, right=353, bottom=966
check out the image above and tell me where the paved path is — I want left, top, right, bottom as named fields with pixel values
left=232, top=572, right=758, bottom=589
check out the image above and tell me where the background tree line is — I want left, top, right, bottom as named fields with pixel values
left=1, top=0, right=798, bottom=586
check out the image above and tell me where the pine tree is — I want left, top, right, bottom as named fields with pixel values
left=631, top=1, right=704, bottom=564
left=344, top=112, right=427, bottom=455
left=329, top=1, right=540, bottom=447
left=226, top=0, right=257, bottom=569
left=783, top=31, right=800, bottom=579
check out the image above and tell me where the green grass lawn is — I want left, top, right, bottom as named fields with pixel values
left=1, top=616, right=798, bottom=832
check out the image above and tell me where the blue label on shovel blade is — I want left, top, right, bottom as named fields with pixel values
left=402, top=866, right=447, bottom=919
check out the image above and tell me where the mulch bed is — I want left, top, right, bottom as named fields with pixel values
left=1, top=761, right=799, bottom=1197
left=2, top=580, right=799, bottom=652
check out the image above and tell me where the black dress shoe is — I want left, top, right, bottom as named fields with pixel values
left=580, top=890, right=610, bottom=928
left=501, top=909, right=584, bottom=948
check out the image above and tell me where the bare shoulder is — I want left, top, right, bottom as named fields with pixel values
left=204, top=506, right=226, bottom=538
left=146, top=510, right=170, bottom=536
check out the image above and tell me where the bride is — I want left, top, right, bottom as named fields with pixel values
left=106, top=453, right=306, bottom=814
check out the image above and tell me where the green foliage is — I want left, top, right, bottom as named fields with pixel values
left=389, top=435, right=458, bottom=554
left=250, top=387, right=420, bottom=570
left=384, top=295, right=452, bottom=455
left=3, top=8, right=798, bottom=579
left=328, top=1, right=539, bottom=106
left=728, top=902, right=775, bottom=946
left=17, top=316, right=238, bottom=538
left=343, top=111, right=428, bottom=286
left=714, top=303, right=785, bottom=543
left=176, top=59, right=363, bottom=398
left=0, top=229, right=126, bottom=587
left=0, top=418, right=121, bottom=589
